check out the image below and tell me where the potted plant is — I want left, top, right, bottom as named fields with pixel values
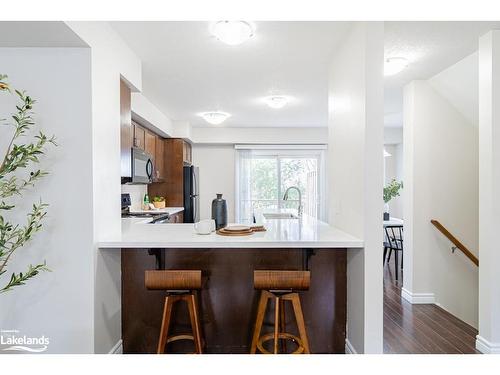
left=152, top=196, right=166, bottom=209
left=383, top=179, right=403, bottom=220
left=0, top=74, right=56, bottom=293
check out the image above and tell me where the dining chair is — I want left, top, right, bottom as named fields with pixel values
left=383, top=225, right=404, bottom=281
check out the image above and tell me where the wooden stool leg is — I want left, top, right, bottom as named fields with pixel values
left=186, top=293, right=203, bottom=354
left=250, top=291, right=271, bottom=353
left=157, top=295, right=176, bottom=354
left=279, top=299, right=287, bottom=353
left=273, top=296, right=280, bottom=354
left=289, top=293, right=310, bottom=354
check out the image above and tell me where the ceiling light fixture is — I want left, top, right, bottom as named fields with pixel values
left=210, top=21, right=255, bottom=46
left=384, top=57, right=409, bottom=76
left=199, top=111, right=231, bottom=125
left=264, top=95, right=289, bottom=109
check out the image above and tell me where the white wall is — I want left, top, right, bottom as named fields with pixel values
left=192, top=145, right=236, bottom=223
left=121, top=185, right=147, bottom=210
left=172, top=121, right=192, bottom=140
left=477, top=30, right=500, bottom=354
left=66, top=21, right=143, bottom=354
left=328, top=22, right=384, bottom=353
left=384, top=127, right=403, bottom=144
left=403, top=80, right=478, bottom=327
left=0, top=48, right=94, bottom=353
left=131, top=92, right=174, bottom=137
left=429, top=51, right=478, bottom=127
left=191, top=126, right=328, bottom=145
left=191, top=126, right=328, bottom=225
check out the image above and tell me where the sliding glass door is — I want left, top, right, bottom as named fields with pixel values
left=236, top=146, right=325, bottom=223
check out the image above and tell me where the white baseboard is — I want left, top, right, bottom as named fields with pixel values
left=401, top=287, right=435, bottom=304
left=109, top=339, right=123, bottom=354
left=476, top=335, right=500, bottom=354
left=345, top=339, right=358, bottom=354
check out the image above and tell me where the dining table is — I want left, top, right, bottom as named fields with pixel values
left=383, top=217, right=403, bottom=227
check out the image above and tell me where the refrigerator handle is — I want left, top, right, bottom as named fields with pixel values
left=192, top=196, right=197, bottom=223
left=192, top=167, right=197, bottom=196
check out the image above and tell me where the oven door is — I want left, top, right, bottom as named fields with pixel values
left=131, top=147, right=153, bottom=184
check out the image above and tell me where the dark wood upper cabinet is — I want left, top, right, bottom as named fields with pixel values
left=154, top=136, right=165, bottom=181
left=144, top=129, right=156, bottom=157
left=133, top=122, right=145, bottom=150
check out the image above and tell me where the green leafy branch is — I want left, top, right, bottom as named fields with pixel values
left=384, top=179, right=403, bottom=204
left=1, top=262, right=50, bottom=293
left=0, top=74, right=56, bottom=293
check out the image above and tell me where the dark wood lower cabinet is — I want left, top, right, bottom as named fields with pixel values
left=121, top=248, right=347, bottom=354
left=168, top=212, right=183, bottom=223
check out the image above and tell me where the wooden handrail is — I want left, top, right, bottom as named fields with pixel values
left=430, top=220, right=479, bottom=266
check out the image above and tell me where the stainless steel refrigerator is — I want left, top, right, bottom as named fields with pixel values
left=183, top=166, right=200, bottom=223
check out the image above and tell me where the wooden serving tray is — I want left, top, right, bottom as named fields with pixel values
left=216, top=228, right=254, bottom=236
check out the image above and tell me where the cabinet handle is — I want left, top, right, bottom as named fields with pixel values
left=133, top=138, right=137, bottom=147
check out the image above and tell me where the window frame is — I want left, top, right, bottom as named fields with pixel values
left=235, top=145, right=327, bottom=223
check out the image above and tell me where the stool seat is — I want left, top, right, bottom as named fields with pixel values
left=254, top=270, right=310, bottom=290
left=251, top=270, right=311, bottom=354
left=145, top=270, right=203, bottom=354
left=145, top=270, right=202, bottom=290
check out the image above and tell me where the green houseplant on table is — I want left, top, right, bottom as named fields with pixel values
left=0, top=74, right=56, bottom=293
left=383, top=179, right=403, bottom=221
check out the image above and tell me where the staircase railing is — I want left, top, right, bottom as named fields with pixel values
left=430, top=220, right=479, bottom=266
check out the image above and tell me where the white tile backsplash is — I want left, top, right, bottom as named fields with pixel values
left=121, top=184, right=147, bottom=209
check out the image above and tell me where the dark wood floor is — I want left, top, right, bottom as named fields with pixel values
left=383, top=255, right=479, bottom=354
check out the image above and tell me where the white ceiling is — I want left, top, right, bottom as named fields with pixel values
left=0, top=21, right=87, bottom=47
left=384, top=21, right=500, bottom=128
left=111, top=21, right=351, bottom=128
left=110, top=21, right=500, bottom=129
left=1, top=21, right=493, bottom=130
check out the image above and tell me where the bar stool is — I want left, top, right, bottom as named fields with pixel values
left=250, top=270, right=311, bottom=354
left=145, top=270, right=203, bottom=354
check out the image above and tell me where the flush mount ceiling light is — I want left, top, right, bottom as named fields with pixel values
left=210, top=21, right=255, bottom=46
left=199, top=111, right=231, bottom=125
left=384, top=57, right=409, bottom=76
left=264, top=95, right=289, bottom=109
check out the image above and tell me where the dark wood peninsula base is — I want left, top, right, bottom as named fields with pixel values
left=121, top=248, right=347, bottom=354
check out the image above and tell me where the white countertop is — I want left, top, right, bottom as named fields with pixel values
left=99, top=212, right=363, bottom=249
left=128, top=207, right=184, bottom=215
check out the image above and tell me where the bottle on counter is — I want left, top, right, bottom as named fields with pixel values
left=143, top=193, right=150, bottom=210
left=212, top=193, right=228, bottom=229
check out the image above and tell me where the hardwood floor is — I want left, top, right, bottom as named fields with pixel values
left=383, top=256, right=479, bottom=354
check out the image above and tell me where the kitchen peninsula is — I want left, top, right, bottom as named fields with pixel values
left=99, top=214, right=362, bottom=354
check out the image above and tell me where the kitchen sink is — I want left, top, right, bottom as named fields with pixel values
left=263, top=212, right=299, bottom=220
left=147, top=214, right=171, bottom=224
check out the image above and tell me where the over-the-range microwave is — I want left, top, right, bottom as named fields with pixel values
left=129, top=147, right=153, bottom=184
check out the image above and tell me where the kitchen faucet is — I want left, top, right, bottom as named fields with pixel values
left=283, top=186, right=303, bottom=216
